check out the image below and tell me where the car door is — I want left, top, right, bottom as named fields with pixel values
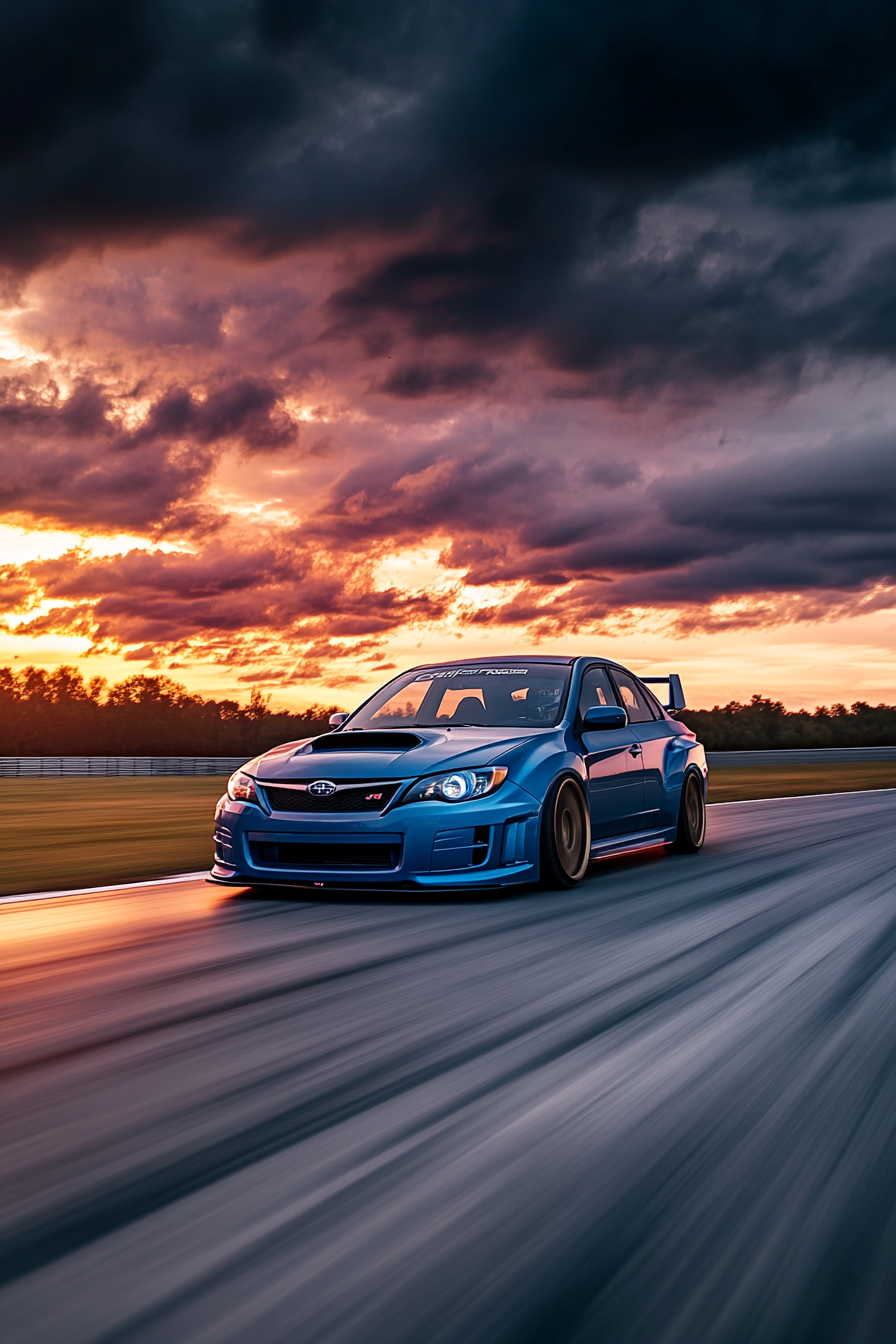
left=578, top=665, right=644, bottom=838
left=608, top=669, right=671, bottom=830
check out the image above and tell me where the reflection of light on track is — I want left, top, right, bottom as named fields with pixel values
left=0, top=881, right=235, bottom=971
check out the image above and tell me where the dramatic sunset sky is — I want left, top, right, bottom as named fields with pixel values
left=1, top=1, right=894, bottom=710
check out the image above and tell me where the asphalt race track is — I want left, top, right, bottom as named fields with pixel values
left=3, top=792, right=895, bottom=1344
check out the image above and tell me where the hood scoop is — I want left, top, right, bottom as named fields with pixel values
left=307, top=731, right=423, bottom=753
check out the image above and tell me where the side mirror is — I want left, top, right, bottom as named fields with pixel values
left=328, top=712, right=349, bottom=727
left=582, top=704, right=627, bottom=730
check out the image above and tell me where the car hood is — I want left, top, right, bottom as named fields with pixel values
left=251, top=727, right=547, bottom=781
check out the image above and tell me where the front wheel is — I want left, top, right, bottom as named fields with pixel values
left=669, top=772, right=706, bottom=853
left=539, top=778, right=591, bottom=889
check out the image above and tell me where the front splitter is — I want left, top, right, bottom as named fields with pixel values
left=206, top=862, right=536, bottom=892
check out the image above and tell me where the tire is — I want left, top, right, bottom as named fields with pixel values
left=539, top=777, right=591, bottom=888
left=669, top=772, right=706, bottom=853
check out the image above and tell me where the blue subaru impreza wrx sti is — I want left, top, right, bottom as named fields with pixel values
left=210, top=655, right=707, bottom=893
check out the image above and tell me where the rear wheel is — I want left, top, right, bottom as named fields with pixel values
left=540, top=778, right=591, bottom=888
left=669, top=772, right=706, bottom=853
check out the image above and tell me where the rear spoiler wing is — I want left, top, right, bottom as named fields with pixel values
left=642, top=675, right=686, bottom=715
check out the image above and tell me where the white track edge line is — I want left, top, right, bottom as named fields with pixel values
left=708, top=787, right=896, bottom=806
left=2, top=788, right=894, bottom=905
left=0, top=871, right=209, bottom=905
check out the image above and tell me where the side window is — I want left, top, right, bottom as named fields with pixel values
left=577, top=665, right=616, bottom=717
left=610, top=670, right=657, bottom=724
left=640, top=683, right=666, bottom=718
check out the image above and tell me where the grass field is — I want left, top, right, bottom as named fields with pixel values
left=0, top=778, right=225, bottom=898
left=1, top=765, right=893, bottom=897
left=707, top=762, right=895, bottom=803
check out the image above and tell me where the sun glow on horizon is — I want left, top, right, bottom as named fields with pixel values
left=0, top=525, right=193, bottom=567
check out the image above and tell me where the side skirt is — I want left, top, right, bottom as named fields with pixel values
left=589, top=827, right=675, bottom=859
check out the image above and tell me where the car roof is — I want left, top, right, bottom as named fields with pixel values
left=406, top=655, right=640, bottom=672
left=411, top=654, right=577, bottom=668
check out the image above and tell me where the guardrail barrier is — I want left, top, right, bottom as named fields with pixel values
left=704, top=747, right=896, bottom=767
left=0, top=757, right=249, bottom=777
left=1, top=746, right=893, bottom=777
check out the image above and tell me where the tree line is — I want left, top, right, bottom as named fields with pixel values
left=677, top=694, right=896, bottom=750
left=0, top=666, right=341, bottom=757
left=1, top=667, right=894, bottom=755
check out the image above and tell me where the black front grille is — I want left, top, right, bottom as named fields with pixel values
left=252, top=841, right=400, bottom=869
left=263, top=783, right=401, bottom=813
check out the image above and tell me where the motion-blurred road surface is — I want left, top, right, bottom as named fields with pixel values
left=2, top=792, right=895, bottom=1344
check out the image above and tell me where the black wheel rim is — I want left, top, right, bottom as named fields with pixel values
left=554, top=783, right=586, bottom=878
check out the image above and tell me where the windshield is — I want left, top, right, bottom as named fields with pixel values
left=347, top=664, right=572, bottom=729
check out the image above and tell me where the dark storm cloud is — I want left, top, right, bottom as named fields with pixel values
left=653, top=434, right=896, bottom=544
left=0, top=375, right=296, bottom=529
left=336, top=223, right=857, bottom=392
left=3, top=1, right=896, bottom=382
left=305, top=444, right=568, bottom=546
left=307, top=429, right=896, bottom=610
left=126, top=379, right=297, bottom=452
left=5, top=1, right=896, bottom=225
left=335, top=216, right=896, bottom=399
left=0, top=379, right=212, bottom=530
left=378, top=360, right=496, bottom=398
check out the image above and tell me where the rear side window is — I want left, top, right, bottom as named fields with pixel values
left=610, top=669, right=657, bottom=724
left=577, top=665, right=617, bottom=716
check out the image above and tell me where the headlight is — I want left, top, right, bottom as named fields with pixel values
left=401, top=766, right=508, bottom=804
left=227, top=770, right=260, bottom=805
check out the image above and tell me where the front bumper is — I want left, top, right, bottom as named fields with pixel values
left=209, top=783, right=541, bottom=890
